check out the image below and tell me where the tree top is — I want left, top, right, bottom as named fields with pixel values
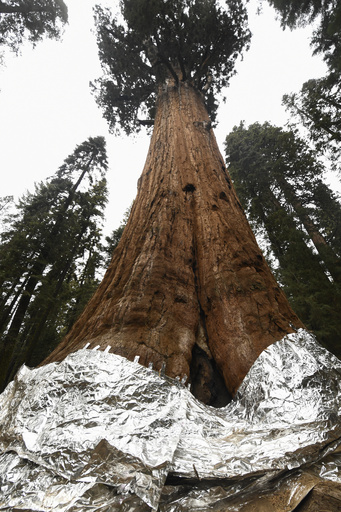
left=92, top=0, right=251, bottom=134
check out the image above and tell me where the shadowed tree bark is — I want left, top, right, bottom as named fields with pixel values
left=43, top=81, right=303, bottom=403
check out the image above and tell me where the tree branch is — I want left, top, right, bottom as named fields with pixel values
left=0, top=3, right=50, bottom=14
left=137, top=119, right=154, bottom=126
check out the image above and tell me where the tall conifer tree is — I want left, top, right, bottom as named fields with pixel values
left=225, top=121, right=341, bottom=356
left=0, top=136, right=108, bottom=390
left=42, top=0, right=304, bottom=405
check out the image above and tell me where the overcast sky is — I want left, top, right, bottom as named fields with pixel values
left=0, top=0, right=329, bottom=234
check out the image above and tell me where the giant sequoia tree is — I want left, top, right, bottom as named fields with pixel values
left=43, top=0, right=304, bottom=405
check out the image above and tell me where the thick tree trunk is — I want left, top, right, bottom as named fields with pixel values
left=42, top=82, right=303, bottom=401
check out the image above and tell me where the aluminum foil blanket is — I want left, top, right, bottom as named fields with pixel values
left=0, top=329, right=341, bottom=511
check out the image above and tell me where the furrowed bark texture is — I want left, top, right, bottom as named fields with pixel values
left=43, top=82, right=303, bottom=401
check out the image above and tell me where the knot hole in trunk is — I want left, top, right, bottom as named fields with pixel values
left=183, top=183, right=196, bottom=193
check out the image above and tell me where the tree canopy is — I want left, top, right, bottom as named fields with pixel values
left=269, top=1, right=341, bottom=176
left=283, top=76, right=341, bottom=174
left=267, top=0, right=341, bottom=73
left=91, top=0, right=250, bottom=134
left=0, top=0, right=68, bottom=55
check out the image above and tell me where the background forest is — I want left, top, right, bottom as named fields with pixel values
left=0, top=0, right=340, bottom=386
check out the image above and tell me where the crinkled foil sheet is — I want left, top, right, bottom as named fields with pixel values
left=0, top=329, right=341, bottom=511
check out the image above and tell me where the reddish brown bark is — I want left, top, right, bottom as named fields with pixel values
left=42, top=82, right=303, bottom=401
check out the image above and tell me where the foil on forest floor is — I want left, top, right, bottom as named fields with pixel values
left=0, top=329, right=341, bottom=511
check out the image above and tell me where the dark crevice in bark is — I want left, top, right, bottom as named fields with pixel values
left=190, top=342, right=232, bottom=407
left=219, top=191, right=229, bottom=202
left=190, top=255, right=232, bottom=407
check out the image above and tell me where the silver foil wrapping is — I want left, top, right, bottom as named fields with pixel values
left=0, top=329, right=341, bottom=511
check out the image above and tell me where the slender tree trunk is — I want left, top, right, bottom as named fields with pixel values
left=42, top=82, right=303, bottom=401
left=13, top=222, right=90, bottom=374
left=0, top=258, right=47, bottom=391
left=0, top=166, right=92, bottom=392
left=276, top=174, right=341, bottom=283
left=0, top=273, right=31, bottom=334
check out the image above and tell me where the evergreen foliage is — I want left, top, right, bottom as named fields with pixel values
left=0, top=136, right=108, bottom=391
left=0, top=195, right=14, bottom=231
left=268, top=0, right=341, bottom=175
left=0, top=0, right=68, bottom=55
left=225, top=122, right=341, bottom=356
left=267, top=0, right=341, bottom=73
left=91, top=0, right=251, bottom=134
left=283, top=76, right=341, bottom=174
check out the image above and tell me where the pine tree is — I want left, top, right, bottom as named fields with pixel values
left=225, top=121, right=341, bottom=356
left=42, top=0, right=304, bottom=405
left=0, top=136, right=108, bottom=391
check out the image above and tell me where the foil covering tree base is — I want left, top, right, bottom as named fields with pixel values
left=0, top=329, right=341, bottom=511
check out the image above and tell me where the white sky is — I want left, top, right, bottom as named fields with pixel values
left=0, top=0, right=330, bottom=235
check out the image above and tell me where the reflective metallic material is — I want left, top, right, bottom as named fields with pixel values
left=0, top=329, right=341, bottom=510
